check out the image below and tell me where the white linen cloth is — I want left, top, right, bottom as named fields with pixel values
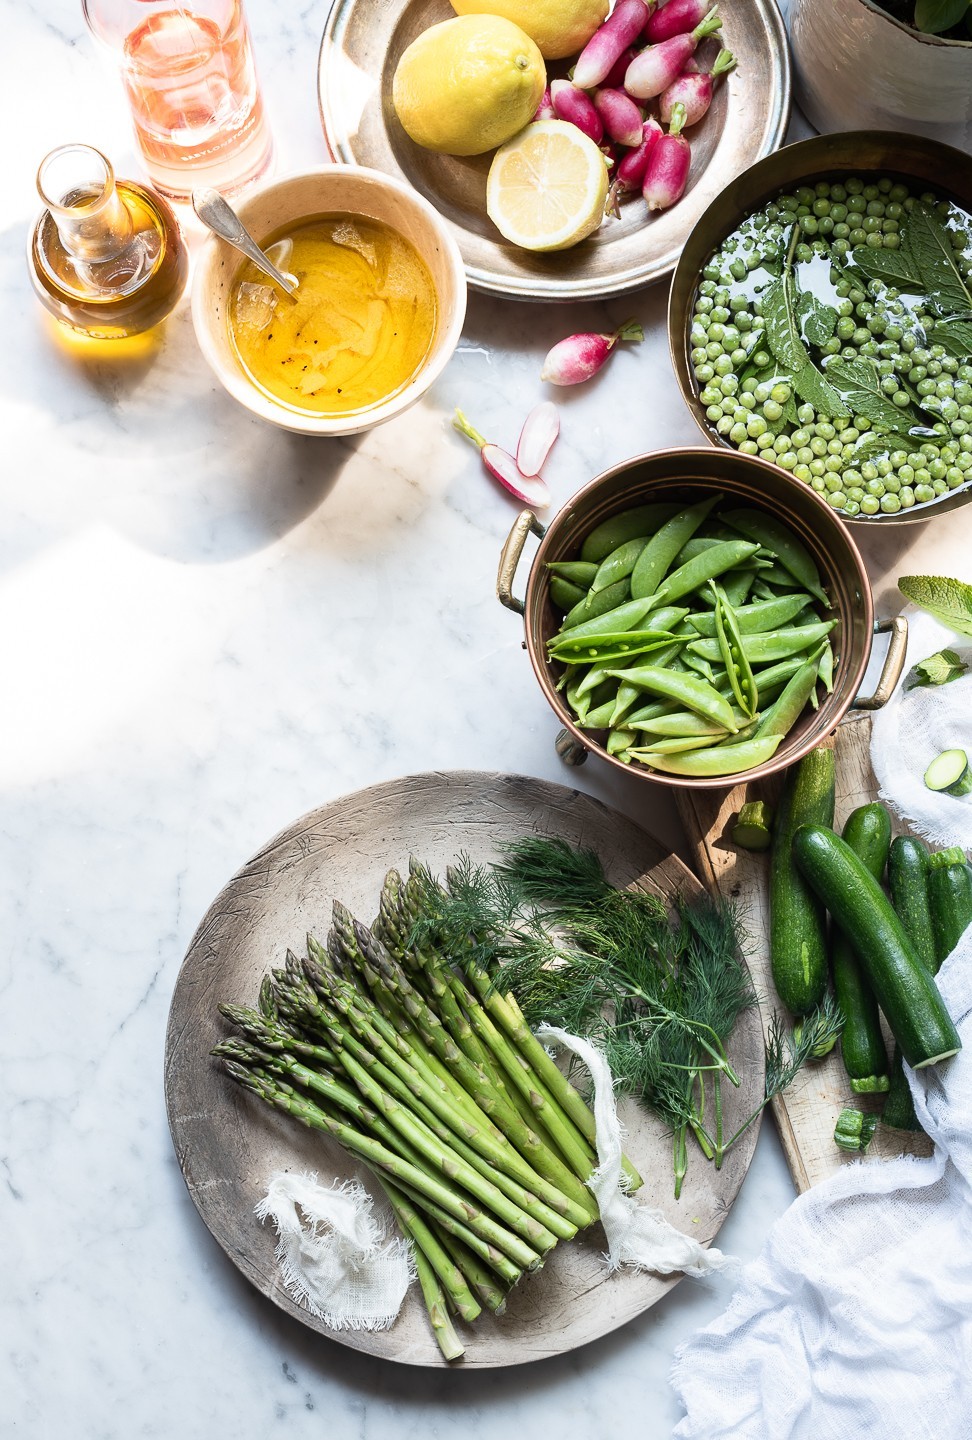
left=670, top=611, right=972, bottom=1439
left=255, top=1172, right=413, bottom=1330
left=870, top=610, right=972, bottom=850
left=537, top=1024, right=730, bottom=1277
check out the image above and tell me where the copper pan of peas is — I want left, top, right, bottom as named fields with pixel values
left=669, top=131, right=972, bottom=523
left=497, top=449, right=908, bottom=788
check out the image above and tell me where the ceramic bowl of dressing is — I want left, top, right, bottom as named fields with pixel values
left=191, top=165, right=467, bottom=436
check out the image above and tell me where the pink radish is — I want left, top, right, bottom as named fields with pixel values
left=551, top=80, right=604, bottom=143
left=645, top=0, right=711, bottom=44
left=604, top=116, right=662, bottom=216
left=659, top=48, right=735, bottom=125
left=643, top=102, right=691, bottom=211
left=573, top=0, right=652, bottom=91
left=593, top=87, right=644, bottom=147
left=624, top=8, right=722, bottom=99
left=516, top=401, right=560, bottom=478
left=533, top=85, right=556, bottom=121
left=453, top=409, right=550, bottom=508
left=541, top=320, right=644, bottom=386
left=602, top=45, right=640, bottom=88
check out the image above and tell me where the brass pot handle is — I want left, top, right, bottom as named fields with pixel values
left=852, top=615, right=908, bottom=711
left=497, top=510, right=546, bottom=615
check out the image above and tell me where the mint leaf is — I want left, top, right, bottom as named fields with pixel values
left=802, top=296, right=838, bottom=347
left=824, top=357, right=918, bottom=433
left=902, top=203, right=972, bottom=317
left=761, top=275, right=805, bottom=372
left=914, top=0, right=969, bottom=33
left=932, top=318, right=972, bottom=359
left=849, top=243, right=923, bottom=292
left=905, top=648, right=969, bottom=690
left=899, top=575, right=972, bottom=637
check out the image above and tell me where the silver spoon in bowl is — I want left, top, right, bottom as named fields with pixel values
left=192, top=187, right=299, bottom=296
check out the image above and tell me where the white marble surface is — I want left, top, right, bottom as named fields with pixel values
left=2, top=2, right=971, bottom=1437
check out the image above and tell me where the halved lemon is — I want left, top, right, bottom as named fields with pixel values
left=486, top=119, right=609, bottom=253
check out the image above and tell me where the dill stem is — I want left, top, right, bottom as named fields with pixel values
left=713, top=1071, right=724, bottom=1169
left=624, top=985, right=741, bottom=1086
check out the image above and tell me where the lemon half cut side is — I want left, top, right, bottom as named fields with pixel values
left=486, top=120, right=610, bottom=253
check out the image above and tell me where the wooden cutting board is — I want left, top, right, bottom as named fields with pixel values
left=676, top=712, right=932, bottom=1193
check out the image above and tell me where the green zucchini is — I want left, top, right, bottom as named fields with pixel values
left=883, top=835, right=936, bottom=1132
left=927, top=853, right=972, bottom=969
left=769, top=746, right=836, bottom=1015
left=924, top=748, right=972, bottom=796
left=831, top=804, right=892, bottom=1094
left=793, top=825, right=962, bottom=1069
left=732, top=801, right=773, bottom=851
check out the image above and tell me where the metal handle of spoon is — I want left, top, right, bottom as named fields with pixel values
left=192, top=187, right=298, bottom=296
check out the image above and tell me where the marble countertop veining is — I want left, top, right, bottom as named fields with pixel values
left=3, top=2, right=971, bottom=1437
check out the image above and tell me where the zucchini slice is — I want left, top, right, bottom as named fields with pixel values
left=924, top=749, right=972, bottom=796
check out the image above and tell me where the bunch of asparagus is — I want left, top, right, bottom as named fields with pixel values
left=214, top=862, right=633, bottom=1361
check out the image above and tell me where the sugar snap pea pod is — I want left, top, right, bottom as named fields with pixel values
left=552, top=596, right=657, bottom=644
left=588, top=535, right=652, bottom=599
left=749, top=654, right=808, bottom=690
left=750, top=579, right=776, bottom=603
left=683, top=649, right=718, bottom=685
left=626, top=699, right=680, bottom=727
left=630, top=734, right=726, bottom=757
left=721, top=567, right=758, bottom=608
left=719, top=509, right=829, bottom=605
left=547, top=560, right=598, bottom=588
left=717, top=718, right=761, bottom=745
left=607, top=727, right=635, bottom=758
left=550, top=630, right=678, bottom=666
left=754, top=647, right=825, bottom=741
left=627, top=709, right=730, bottom=738
left=602, top=665, right=739, bottom=732
left=647, top=539, right=761, bottom=611
left=550, top=577, right=587, bottom=612
left=581, top=700, right=619, bottom=729
left=610, top=639, right=684, bottom=727
left=818, top=639, right=835, bottom=695
left=711, top=582, right=758, bottom=720
left=758, top=564, right=809, bottom=593
left=579, top=504, right=680, bottom=565
left=576, top=653, right=638, bottom=699
left=647, top=604, right=692, bottom=633
left=561, top=578, right=631, bottom=630
left=566, top=668, right=593, bottom=724
left=672, top=536, right=725, bottom=567
left=688, top=620, right=836, bottom=666
left=633, top=733, right=785, bottom=777
left=686, top=592, right=814, bottom=639
left=629, top=495, right=721, bottom=600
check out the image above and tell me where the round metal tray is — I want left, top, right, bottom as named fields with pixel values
left=317, top=0, right=791, bottom=300
left=165, top=771, right=764, bottom=1368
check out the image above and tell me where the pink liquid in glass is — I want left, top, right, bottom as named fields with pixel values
left=121, top=2, right=272, bottom=199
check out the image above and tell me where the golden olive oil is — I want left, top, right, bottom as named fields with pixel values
left=228, top=214, right=438, bottom=415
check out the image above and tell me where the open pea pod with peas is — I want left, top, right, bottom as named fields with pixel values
left=542, top=496, right=838, bottom=781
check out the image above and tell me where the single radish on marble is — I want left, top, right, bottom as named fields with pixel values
left=624, top=8, right=723, bottom=100
left=541, top=320, right=644, bottom=385
left=573, top=0, right=652, bottom=90
left=643, top=102, right=691, bottom=211
left=453, top=409, right=551, bottom=507
left=659, top=49, right=735, bottom=126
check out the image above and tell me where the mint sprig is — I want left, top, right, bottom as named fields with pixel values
left=899, top=575, right=972, bottom=637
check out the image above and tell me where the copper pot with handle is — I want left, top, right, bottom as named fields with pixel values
left=497, top=448, right=907, bottom=789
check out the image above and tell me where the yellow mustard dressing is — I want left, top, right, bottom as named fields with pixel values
left=228, top=214, right=437, bottom=415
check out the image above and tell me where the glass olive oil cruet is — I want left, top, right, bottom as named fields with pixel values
left=28, top=143, right=189, bottom=338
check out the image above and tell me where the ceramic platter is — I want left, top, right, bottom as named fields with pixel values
left=316, top=0, right=791, bottom=300
left=164, top=771, right=764, bottom=1367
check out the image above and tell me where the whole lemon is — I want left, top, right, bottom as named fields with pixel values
left=450, top=0, right=608, bottom=60
left=392, top=16, right=546, bottom=157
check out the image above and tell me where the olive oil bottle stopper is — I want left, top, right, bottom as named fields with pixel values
left=28, top=143, right=189, bottom=339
